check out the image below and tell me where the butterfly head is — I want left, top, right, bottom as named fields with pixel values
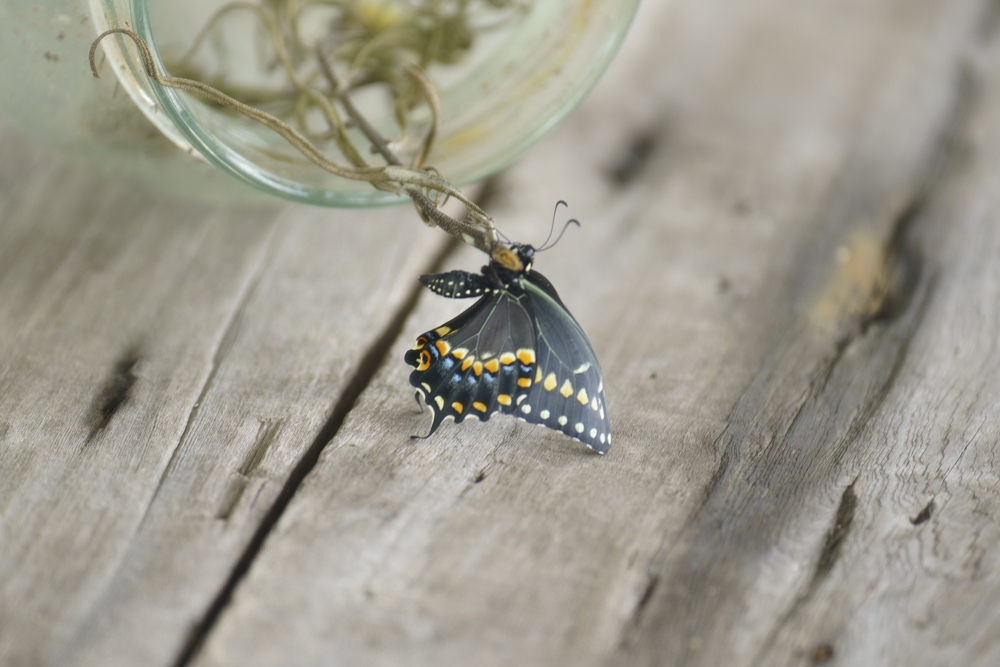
left=490, top=243, right=535, bottom=274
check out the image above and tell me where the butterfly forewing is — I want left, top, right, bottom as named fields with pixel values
left=518, top=275, right=610, bottom=453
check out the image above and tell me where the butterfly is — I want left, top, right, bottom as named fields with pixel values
left=404, top=241, right=611, bottom=453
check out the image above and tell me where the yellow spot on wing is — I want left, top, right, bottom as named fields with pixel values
left=577, top=388, right=589, bottom=405
left=435, top=340, right=450, bottom=355
left=518, top=378, right=532, bottom=388
left=452, top=348, right=468, bottom=360
left=485, top=359, right=500, bottom=374
left=434, top=326, right=451, bottom=336
left=544, top=373, right=557, bottom=391
left=498, top=394, right=512, bottom=406
left=535, top=367, right=543, bottom=383
left=434, top=396, right=445, bottom=410
left=500, top=352, right=516, bottom=365
left=452, top=401, right=464, bottom=414
left=517, top=349, right=536, bottom=365
left=473, top=401, right=487, bottom=412
left=560, top=380, right=573, bottom=398
left=462, top=356, right=474, bottom=371
left=473, top=361, right=483, bottom=377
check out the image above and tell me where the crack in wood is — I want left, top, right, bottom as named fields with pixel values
left=238, top=418, right=284, bottom=477
left=624, top=574, right=660, bottom=641
left=605, top=129, right=662, bottom=187
left=86, top=346, right=141, bottom=442
left=612, top=41, right=981, bottom=667
left=747, top=481, right=858, bottom=667
left=128, top=222, right=287, bottom=536
left=170, top=178, right=503, bottom=667
left=911, top=499, right=935, bottom=526
left=215, top=419, right=286, bottom=521
left=812, top=481, right=858, bottom=583
left=215, top=478, right=249, bottom=523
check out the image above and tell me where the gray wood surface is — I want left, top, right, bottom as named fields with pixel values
left=3, top=0, right=1000, bottom=665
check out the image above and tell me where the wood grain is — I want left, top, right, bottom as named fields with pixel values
left=4, top=0, right=1000, bottom=665
left=0, top=130, right=448, bottom=666
left=183, top=1, right=999, bottom=666
left=0, top=131, right=279, bottom=667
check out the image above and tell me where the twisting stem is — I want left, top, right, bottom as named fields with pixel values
left=316, top=45, right=400, bottom=166
left=91, top=29, right=389, bottom=184
left=403, top=64, right=439, bottom=171
left=90, top=28, right=503, bottom=258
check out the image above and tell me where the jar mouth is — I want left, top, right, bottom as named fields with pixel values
left=95, top=0, right=640, bottom=208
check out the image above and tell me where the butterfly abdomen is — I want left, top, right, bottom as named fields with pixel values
left=419, top=270, right=494, bottom=299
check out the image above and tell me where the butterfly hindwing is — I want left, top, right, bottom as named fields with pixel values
left=406, top=288, right=535, bottom=437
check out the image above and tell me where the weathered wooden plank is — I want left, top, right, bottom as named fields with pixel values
left=0, top=130, right=279, bottom=667
left=749, top=29, right=1000, bottom=667
left=186, top=1, right=992, bottom=665
left=0, top=127, right=449, bottom=666
left=60, top=219, right=448, bottom=667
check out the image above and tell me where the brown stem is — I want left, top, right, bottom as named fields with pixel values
left=90, top=28, right=503, bottom=257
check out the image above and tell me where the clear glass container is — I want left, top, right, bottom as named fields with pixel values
left=0, top=0, right=640, bottom=206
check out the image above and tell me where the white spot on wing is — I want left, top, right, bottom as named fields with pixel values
left=521, top=404, right=531, bottom=414
left=575, top=423, right=585, bottom=434
left=558, top=416, right=568, bottom=426
left=573, top=362, right=591, bottom=374
left=540, top=410, right=550, bottom=419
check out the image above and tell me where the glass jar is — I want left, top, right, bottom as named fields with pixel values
left=0, top=0, right=640, bottom=206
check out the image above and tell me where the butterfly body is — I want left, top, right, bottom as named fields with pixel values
left=405, top=244, right=611, bottom=454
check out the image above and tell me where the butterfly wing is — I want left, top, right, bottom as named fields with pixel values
left=406, top=289, right=536, bottom=437
left=406, top=269, right=610, bottom=454
left=516, top=271, right=611, bottom=453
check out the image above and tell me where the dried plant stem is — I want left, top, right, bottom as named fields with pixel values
left=90, top=28, right=502, bottom=258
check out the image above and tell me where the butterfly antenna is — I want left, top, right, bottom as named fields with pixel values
left=539, top=200, right=568, bottom=249
left=537, top=217, right=581, bottom=252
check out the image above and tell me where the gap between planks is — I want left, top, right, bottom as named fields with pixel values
left=169, top=181, right=506, bottom=666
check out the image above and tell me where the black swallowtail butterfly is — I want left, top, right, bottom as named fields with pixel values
left=405, top=243, right=611, bottom=453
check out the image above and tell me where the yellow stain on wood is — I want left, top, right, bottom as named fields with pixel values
left=810, top=234, right=895, bottom=333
